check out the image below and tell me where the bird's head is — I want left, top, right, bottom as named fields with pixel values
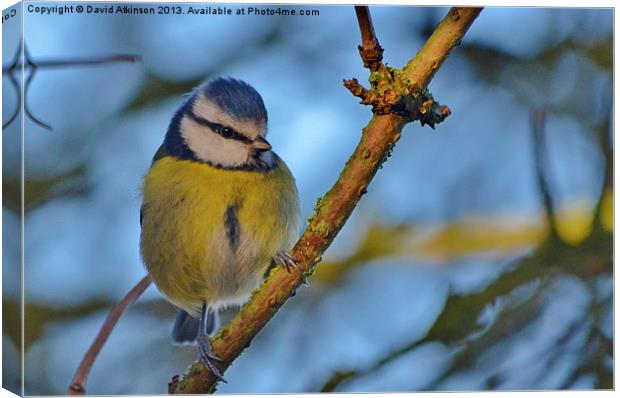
left=165, top=77, right=274, bottom=170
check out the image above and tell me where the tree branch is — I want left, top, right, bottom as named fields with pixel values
left=354, top=6, right=384, bottom=72
left=68, top=275, right=152, bottom=395
left=2, top=44, right=141, bottom=130
left=2, top=54, right=141, bottom=74
left=401, top=8, right=482, bottom=91
left=172, top=6, right=482, bottom=394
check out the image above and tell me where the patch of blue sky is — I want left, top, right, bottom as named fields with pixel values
left=21, top=11, right=144, bottom=176
left=218, top=260, right=449, bottom=393
left=549, top=52, right=611, bottom=123
left=366, top=82, right=542, bottom=223
left=544, top=112, right=606, bottom=208
left=558, top=8, right=613, bottom=47
left=24, top=309, right=185, bottom=394
left=24, top=4, right=135, bottom=57
left=438, top=255, right=524, bottom=296
left=297, top=261, right=448, bottom=387
left=593, top=275, right=613, bottom=303
left=2, top=334, right=20, bottom=390
left=24, top=196, right=141, bottom=306
left=370, top=6, right=430, bottom=68
left=537, top=350, right=589, bottom=390
left=461, top=8, right=612, bottom=59
left=567, top=373, right=597, bottom=389
left=1, top=2, right=20, bottom=57
left=503, top=50, right=612, bottom=127
left=130, top=6, right=273, bottom=81
left=339, top=342, right=454, bottom=392
left=498, top=276, right=591, bottom=389
left=216, top=292, right=313, bottom=393
left=23, top=65, right=143, bottom=170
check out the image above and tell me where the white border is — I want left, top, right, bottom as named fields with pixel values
left=0, top=1, right=616, bottom=398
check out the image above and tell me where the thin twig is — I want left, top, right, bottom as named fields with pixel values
left=2, top=43, right=141, bottom=129
left=354, top=6, right=384, bottom=71
left=68, top=275, right=152, bottom=395
left=343, top=77, right=376, bottom=105
left=2, top=54, right=141, bottom=73
left=345, top=7, right=477, bottom=123
left=171, top=7, right=482, bottom=394
left=2, top=39, right=23, bottom=129
left=3, top=72, right=22, bottom=129
left=22, top=46, right=52, bottom=130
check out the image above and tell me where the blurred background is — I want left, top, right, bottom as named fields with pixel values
left=2, top=3, right=613, bottom=394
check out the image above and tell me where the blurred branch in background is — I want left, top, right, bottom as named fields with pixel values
left=171, top=6, right=482, bottom=394
left=2, top=41, right=140, bottom=130
left=3, top=165, right=90, bottom=213
left=318, top=98, right=613, bottom=392
left=322, top=219, right=611, bottom=390
left=530, top=109, right=558, bottom=239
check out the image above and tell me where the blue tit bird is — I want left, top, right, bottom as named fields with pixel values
left=140, top=77, right=302, bottom=381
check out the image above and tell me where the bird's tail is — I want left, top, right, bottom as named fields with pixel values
left=171, top=308, right=220, bottom=345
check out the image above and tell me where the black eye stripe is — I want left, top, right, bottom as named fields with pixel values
left=187, top=109, right=252, bottom=144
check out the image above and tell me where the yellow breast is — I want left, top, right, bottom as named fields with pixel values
left=140, top=156, right=300, bottom=316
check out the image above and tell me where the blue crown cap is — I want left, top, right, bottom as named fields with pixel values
left=201, top=77, right=268, bottom=124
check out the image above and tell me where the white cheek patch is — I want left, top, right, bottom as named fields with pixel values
left=180, top=117, right=251, bottom=167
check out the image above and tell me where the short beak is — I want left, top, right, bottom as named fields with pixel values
left=251, top=136, right=272, bottom=152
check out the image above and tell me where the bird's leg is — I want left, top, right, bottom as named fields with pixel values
left=196, top=303, right=227, bottom=383
left=273, top=251, right=308, bottom=286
